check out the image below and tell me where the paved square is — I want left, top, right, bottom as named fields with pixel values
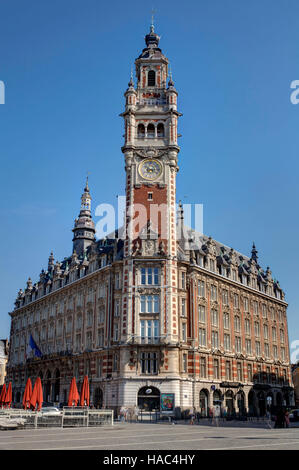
left=0, top=422, right=299, bottom=450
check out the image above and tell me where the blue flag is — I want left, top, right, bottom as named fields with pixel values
left=27, top=334, right=42, bottom=358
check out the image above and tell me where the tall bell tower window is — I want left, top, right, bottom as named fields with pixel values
left=147, top=123, right=155, bottom=138
left=137, top=123, right=145, bottom=139
left=157, top=123, right=164, bottom=137
left=147, top=70, right=156, bottom=87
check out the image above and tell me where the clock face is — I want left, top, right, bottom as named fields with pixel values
left=139, top=159, right=162, bottom=180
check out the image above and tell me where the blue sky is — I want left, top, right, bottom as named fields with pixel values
left=0, top=0, right=298, bottom=353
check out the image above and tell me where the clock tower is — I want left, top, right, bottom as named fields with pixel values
left=120, top=24, right=182, bottom=347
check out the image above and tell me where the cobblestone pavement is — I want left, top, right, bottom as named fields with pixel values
left=1, top=421, right=299, bottom=450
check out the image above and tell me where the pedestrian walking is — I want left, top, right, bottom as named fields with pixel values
left=214, top=404, right=220, bottom=427
left=190, top=407, right=195, bottom=425
left=284, top=410, right=290, bottom=428
left=266, top=409, right=272, bottom=429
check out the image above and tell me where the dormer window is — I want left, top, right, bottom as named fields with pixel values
left=147, top=70, right=156, bottom=87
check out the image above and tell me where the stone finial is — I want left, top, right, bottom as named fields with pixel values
left=251, top=242, right=258, bottom=263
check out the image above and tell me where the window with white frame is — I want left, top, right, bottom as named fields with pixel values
left=57, top=319, right=63, bottom=336
left=140, top=319, right=159, bottom=344
left=272, top=327, right=277, bottom=342
left=263, top=324, right=268, bottom=340
left=181, top=271, right=186, bottom=289
left=115, top=272, right=121, bottom=289
left=246, top=339, right=252, bottom=355
left=210, top=259, right=216, bottom=272
left=281, top=347, right=285, bottom=361
left=140, top=295, right=159, bottom=314
left=211, top=309, right=219, bottom=327
left=254, top=321, right=260, bottom=337
left=76, top=314, right=82, bottom=329
left=237, top=362, right=243, bottom=381
left=141, top=352, right=157, bottom=374
left=199, top=328, right=206, bottom=346
left=224, top=334, right=231, bottom=351
left=234, top=293, right=239, bottom=308
left=247, top=363, right=253, bottom=381
left=245, top=319, right=251, bottom=335
left=98, top=305, right=105, bottom=324
left=86, top=331, right=92, bottom=349
left=65, top=316, right=72, bottom=334
left=255, top=341, right=261, bottom=356
left=76, top=333, right=81, bottom=351
left=114, top=299, right=120, bottom=317
left=226, top=361, right=232, bottom=380
left=97, top=328, right=104, bottom=347
left=87, top=310, right=93, bottom=327
left=212, top=331, right=219, bottom=348
left=199, top=305, right=206, bottom=323
left=141, top=267, right=159, bottom=285
left=113, top=323, right=119, bottom=341
left=213, top=359, right=219, bottom=379
left=235, top=336, right=241, bottom=353
left=182, top=353, right=187, bottom=373
left=210, top=285, right=217, bottom=301
left=280, top=329, right=285, bottom=344
left=181, top=298, right=186, bottom=317
left=222, top=289, right=229, bottom=305
left=182, top=322, right=187, bottom=342
left=244, top=297, right=249, bottom=312
left=97, top=357, right=103, bottom=377
left=198, top=280, right=205, bottom=297
left=200, top=356, right=206, bottom=377
left=113, top=353, right=118, bottom=372
left=234, top=315, right=241, bottom=333
left=264, top=343, right=270, bottom=358
left=223, top=312, right=230, bottom=329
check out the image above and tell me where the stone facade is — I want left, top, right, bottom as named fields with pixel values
left=6, top=25, right=294, bottom=416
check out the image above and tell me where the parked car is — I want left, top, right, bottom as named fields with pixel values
left=40, top=407, right=62, bottom=417
left=289, top=409, right=299, bottom=422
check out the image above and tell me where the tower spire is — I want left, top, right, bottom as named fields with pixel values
left=72, top=178, right=95, bottom=255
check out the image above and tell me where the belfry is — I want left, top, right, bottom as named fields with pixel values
left=6, top=24, right=293, bottom=416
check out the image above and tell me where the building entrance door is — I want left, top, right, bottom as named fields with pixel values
left=138, top=386, right=160, bottom=411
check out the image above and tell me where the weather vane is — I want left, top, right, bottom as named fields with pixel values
left=151, top=8, right=156, bottom=29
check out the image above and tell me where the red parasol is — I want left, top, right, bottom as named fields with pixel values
left=22, top=378, right=32, bottom=410
left=4, top=382, right=12, bottom=408
left=0, top=383, right=6, bottom=408
left=67, top=377, right=80, bottom=407
left=79, top=375, right=90, bottom=407
left=30, top=377, right=43, bottom=411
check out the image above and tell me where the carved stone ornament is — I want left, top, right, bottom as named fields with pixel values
left=142, top=239, right=157, bottom=256
left=135, top=148, right=167, bottom=160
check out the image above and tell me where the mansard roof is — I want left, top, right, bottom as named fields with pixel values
left=183, top=225, right=284, bottom=297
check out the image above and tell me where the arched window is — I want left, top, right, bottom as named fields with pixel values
left=157, top=123, right=164, bottom=137
left=147, top=123, right=155, bottom=139
left=147, top=70, right=156, bottom=87
left=137, top=123, right=145, bottom=139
